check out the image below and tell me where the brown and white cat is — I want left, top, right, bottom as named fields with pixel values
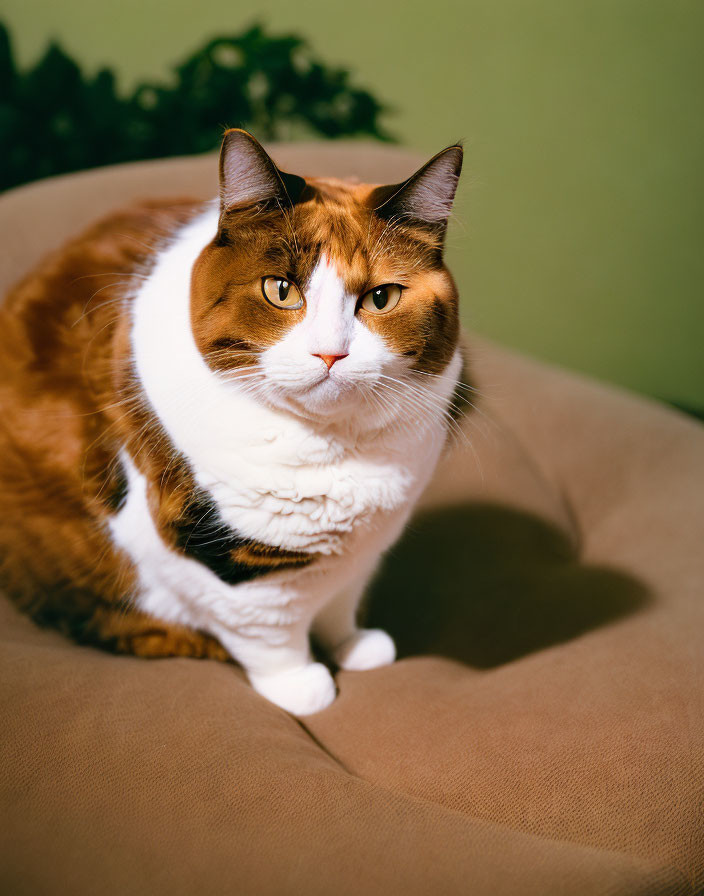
left=0, top=130, right=464, bottom=715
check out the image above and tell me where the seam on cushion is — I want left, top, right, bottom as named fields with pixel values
left=464, top=335, right=584, bottom=550
left=387, top=784, right=696, bottom=895
left=296, top=713, right=696, bottom=895
left=480, top=402, right=584, bottom=555
left=294, top=717, right=353, bottom=773
left=315, top=762, right=695, bottom=896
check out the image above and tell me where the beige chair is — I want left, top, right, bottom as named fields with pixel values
left=1, top=144, right=702, bottom=896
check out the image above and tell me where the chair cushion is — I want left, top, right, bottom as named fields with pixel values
left=1, top=145, right=702, bottom=896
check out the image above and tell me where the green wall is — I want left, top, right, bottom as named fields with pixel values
left=4, top=0, right=703, bottom=405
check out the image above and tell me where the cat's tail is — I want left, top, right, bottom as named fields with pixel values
left=77, top=604, right=232, bottom=661
left=17, top=589, right=232, bottom=663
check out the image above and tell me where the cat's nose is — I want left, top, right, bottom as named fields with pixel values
left=313, top=353, right=349, bottom=370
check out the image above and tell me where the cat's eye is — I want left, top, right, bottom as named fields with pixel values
left=261, top=277, right=304, bottom=310
left=359, top=284, right=403, bottom=315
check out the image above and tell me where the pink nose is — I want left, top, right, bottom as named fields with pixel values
left=313, top=353, right=348, bottom=370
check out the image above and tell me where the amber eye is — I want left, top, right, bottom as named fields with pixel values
left=359, top=284, right=403, bottom=314
left=261, top=277, right=304, bottom=309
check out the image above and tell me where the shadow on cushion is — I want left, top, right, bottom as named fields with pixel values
left=365, top=503, right=650, bottom=668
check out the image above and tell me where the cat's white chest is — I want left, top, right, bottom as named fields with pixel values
left=194, top=419, right=425, bottom=555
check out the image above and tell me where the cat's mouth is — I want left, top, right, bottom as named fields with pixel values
left=298, top=371, right=348, bottom=397
left=276, top=363, right=351, bottom=394
left=269, top=370, right=366, bottom=418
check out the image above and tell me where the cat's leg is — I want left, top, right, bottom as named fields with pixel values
left=213, top=620, right=336, bottom=717
left=313, top=577, right=396, bottom=672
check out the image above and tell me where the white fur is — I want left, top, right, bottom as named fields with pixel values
left=112, top=207, right=460, bottom=715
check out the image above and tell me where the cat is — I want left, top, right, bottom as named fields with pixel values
left=0, top=129, right=465, bottom=715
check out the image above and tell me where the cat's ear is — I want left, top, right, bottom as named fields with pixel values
left=218, top=129, right=307, bottom=214
left=369, top=144, right=463, bottom=229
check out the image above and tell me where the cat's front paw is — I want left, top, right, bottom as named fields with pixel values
left=249, top=662, right=337, bottom=716
left=333, top=628, right=396, bottom=671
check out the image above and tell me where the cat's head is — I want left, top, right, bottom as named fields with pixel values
left=191, top=129, right=463, bottom=427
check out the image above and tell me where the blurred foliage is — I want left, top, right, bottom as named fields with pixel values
left=0, top=21, right=392, bottom=191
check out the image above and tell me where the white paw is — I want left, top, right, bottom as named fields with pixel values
left=249, top=662, right=337, bottom=716
left=333, top=629, right=396, bottom=671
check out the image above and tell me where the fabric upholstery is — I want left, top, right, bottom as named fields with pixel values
left=1, top=144, right=702, bottom=896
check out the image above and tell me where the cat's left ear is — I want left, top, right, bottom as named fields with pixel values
left=218, top=128, right=307, bottom=214
left=369, top=144, right=463, bottom=231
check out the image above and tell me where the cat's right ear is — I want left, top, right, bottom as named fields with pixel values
left=218, top=129, right=307, bottom=215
